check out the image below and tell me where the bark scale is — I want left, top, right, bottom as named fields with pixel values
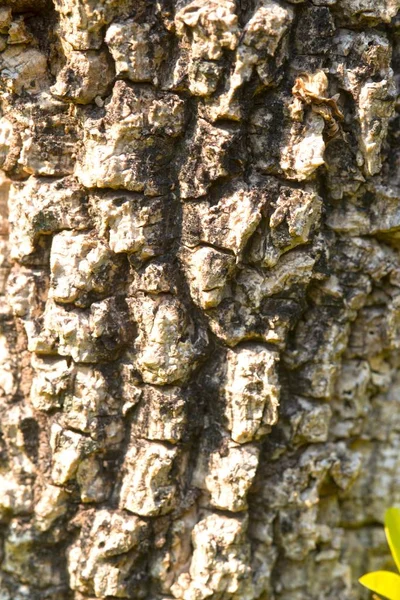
left=0, top=0, right=399, bottom=599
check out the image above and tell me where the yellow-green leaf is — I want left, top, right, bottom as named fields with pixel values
left=385, top=508, right=400, bottom=572
left=359, top=571, right=400, bottom=600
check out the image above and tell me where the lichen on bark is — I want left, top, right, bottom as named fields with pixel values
left=0, top=0, right=399, bottom=599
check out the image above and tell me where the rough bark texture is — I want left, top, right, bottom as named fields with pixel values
left=0, top=0, right=399, bottom=599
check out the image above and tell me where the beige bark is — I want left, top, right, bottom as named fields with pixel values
left=0, top=0, right=399, bottom=599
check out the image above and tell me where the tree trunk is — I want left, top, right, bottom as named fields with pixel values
left=0, top=0, right=399, bottom=598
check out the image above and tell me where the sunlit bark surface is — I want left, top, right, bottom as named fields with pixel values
left=0, top=0, right=399, bottom=598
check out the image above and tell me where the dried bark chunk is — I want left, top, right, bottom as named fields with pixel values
left=0, top=46, right=48, bottom=95
left=76, top=82, right=187, bottom=195
left=193, top=437, right=260, bottom=511
left=179, top=119, right=243, bottom=199
left=249, top=184, right=322, bottom=268
left=90, top=191, right=174, bottom=263
left=131, top=386, right=190, bottom=444
left=8, top=176, right=88, bottom=262
left=222, top=345, right=280, bottom=443
left=105, top=18, right=169, bottom=84
left=182, top=178, right=267, bottom=255
left=335, top=0, right=399, bottom=24
left=331, top=29, right=395, bottom=176
left=19, top=106, right=80, bottom=177
left=128, top=293, right=209, bottom=385
left=182, top=246, right=236, bottom=309
left=68, top=509, right=149, bottom=597
left=30, top=297, right=130, bottom=363
left=50, top=231, right=122, bottom=307
left=171, top=513, right=253, bottom=600
left=51, top=49, right=114, bottom=104
left=120, top=440, right=179, bottom=516
left=203, top=0, right=293, bottom=120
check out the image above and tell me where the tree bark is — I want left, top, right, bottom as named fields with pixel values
left=0, top=0, right=399, bottom=598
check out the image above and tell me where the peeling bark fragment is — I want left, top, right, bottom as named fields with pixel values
left=53, top=0, right=134, bottom=50
left=203, top=245, right=318, bottom=349
left=237, top=0, right=293, bottom=83
left=0, top=408, right=37, bottom=517
left=240, top=252, right=316, bottom=298
left=60, top=365, right=116, bottom=433
left=348, top=301, right=400, bottom=359
left=249, top=89, right=330, bottom=180
left=206, top=294, right=302, bottom=348
left=202, top=0, right=294, bottom=119
left=291, top=399, right=332, bottom=443
left=0, top=117, right=17, bottom=173
left=358, top=79, right=395, bottom=175
left=331, top=29, right=395, bottom=176
left=327, top=182, right=400, bottom=238
left=3, top=98, right=80, bottom=178
left=0, top=8, right=12, bottom=33
left=175, top=0, right=239, bottom=61
left=34, top=484, right=68, bottom=531
left=30, top=356, right=71, bottom=412
left=130, top=259, right=178, bottom=295
left=174, top=0, right=239, bottom=97
left=50, top=423, right=91, bottom=485
left=335, top=0, right=399, bottom=24
left=280, top=112, right=326, bottom=180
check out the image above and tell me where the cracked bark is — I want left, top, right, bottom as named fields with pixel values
left=0, top=0, right=399, bottom=599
